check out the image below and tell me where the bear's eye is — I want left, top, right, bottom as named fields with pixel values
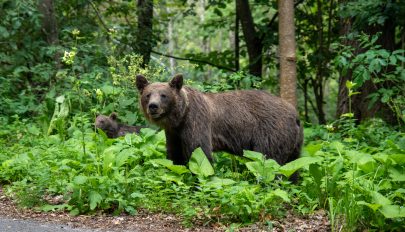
left=160, top=94, right=167, bottom=99
left=146, top=93, right=151, bottom=99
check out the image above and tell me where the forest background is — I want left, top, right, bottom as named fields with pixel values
left=0, top=0, right=404, bottom=231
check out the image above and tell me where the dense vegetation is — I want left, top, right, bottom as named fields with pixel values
left=0, top=0, right=404, bottom=231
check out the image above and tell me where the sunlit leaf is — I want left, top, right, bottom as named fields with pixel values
left=188, top=147, right=214, bottom=177
left=279, top=157, right=323, bottom=178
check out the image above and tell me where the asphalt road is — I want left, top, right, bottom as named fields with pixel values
left=0, top=218, right=97, bottom=232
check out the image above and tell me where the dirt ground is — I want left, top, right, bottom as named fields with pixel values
left=0, top=186, right=330, bottom=231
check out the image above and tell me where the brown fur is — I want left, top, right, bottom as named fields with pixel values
left=136, top=74, right=303, bottom=166
left=95, top=113, right=146, bottom=138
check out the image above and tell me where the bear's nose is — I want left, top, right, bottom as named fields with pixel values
left=148, top=103, right=159, bottom=111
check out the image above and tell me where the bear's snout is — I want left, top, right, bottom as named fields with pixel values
left=148, top=103, right=159, bottom=112
left=147, top=102, right=163, bottom=118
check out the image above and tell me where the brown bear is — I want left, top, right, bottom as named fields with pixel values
left=95, top=112, right=146, bottom=138
left=136, top=74, right=303, bottom=166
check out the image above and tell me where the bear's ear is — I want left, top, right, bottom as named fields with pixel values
left=109, top=112, right=118, bottom=120
left=169, top=74, right=183, bottom=90
left=136, top=74, right=149, bottom=92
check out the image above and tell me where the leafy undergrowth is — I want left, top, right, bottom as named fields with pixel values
left=0, top=116, right=404, bottom=231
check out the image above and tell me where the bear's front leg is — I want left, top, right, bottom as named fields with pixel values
left=165, top=130, right=188, bottom=165
left=181, top=130, right=214, bottom=163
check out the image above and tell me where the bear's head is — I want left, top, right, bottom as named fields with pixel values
left=95, top=112, right=119, bottom=138
left=136, top=74, right=187, bottom=127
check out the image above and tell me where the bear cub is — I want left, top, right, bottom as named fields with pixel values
left=136, top=74, right=303, bottom=166
left=95, top=112, right=146, bottom=138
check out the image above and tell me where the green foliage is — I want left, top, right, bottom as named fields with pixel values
left=335, top=33, right=405, bottom=124
left=298, top=120, right=405, bottom=230
left=1, top=117, right=404, bottom=230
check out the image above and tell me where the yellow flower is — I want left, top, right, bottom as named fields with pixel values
left=72, top=29, right=80, bottom=36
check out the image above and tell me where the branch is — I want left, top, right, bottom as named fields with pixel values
left=86, top=0, right=235, bottom=72
left=151, top=50, right=236, bottom=72
left=88, top=0, right=110, bottom=37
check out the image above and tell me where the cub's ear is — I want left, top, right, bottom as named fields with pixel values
left=136, top=74, right=149, bottom=92
left=169, top=74, right=183, bottom=90
left=109, top=112, right=118, bottom=120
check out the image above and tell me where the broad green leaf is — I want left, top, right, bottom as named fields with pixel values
left=243, top=150, right=265, bottom=162
left=245, top=159, right=279, bottom=183
left=188, top=148, right=214, bottom=177
left=373, top=153, right=390, bottom=164
left=73, top=175, right=87, bottom=185
left=204, top=177, right=236, bottom=188
left=70, top=208, right=80, bottom=216
left=379, top=205, right=405, bottom=218
left=370, top=191, right=391, bottom=206
left=149, top=158, right=173, bottom=167
left=304, top=143, right=322, bottom=156
left=130, top=192, right=145, bottom=199
left=390, top=154, right=405, bottom=165
left=115, top=149, right=131, bottom=167
left=160, top=173, right=184, bottom=185
left=272, top=189, right=290, bottom=203
left=309, top=163, right=323, bottom=187
left=357, top=201, right=381, bottom=212
left=103, top=146, right=120, bottom=171
left=89, top=191, right=102, bottom=210
left=101, top=85, right=119, bottom=95
left=330, top=141, right=345, bottom=154
left=347, top=150, right=376, bottom=173
left=357, top=155, right=377, bottom=173
left=279, top=157, right=323, bottom=178
left=389, top=168, right=405, bottom=182
left=330, top=157, right=344, bottom=179
left=167, top=165, right=190, bottom=175
left=149, top=158, right=189, bottom=175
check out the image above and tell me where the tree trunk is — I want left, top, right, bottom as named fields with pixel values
left=336, top=3, right=398, bottom=124
left=137, top=0, right=153, bottom=67
left=198, top=0, right=211, bottom=81
left=168, top=18, right=176, bottom=75
left=336, top=16, right=353, bottom=118
left=279, top=0, right=297, bottom=108
left=235, top=0, right=262, bottom=78
left=313, top=0, right=326, bottom=124
left=234, top=10, right=240, bottom=71
left=38, top=0, right=60, bottom=67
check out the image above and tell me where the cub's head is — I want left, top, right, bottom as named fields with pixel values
left=136, top=74, right=184, bottom=124
left=95, top=112, right=119, bottom=138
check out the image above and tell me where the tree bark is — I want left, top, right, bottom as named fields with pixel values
left=168, top=18, right=176, bottom=75
left=336, top=5, right=398, bottom=124
left=279, top=0, right=297, bottom=108
left=235, top=10, right=240, bottom=71
left=137, top=0, right=153, bottom=67
left=38, top=0, right=60, bottom=68
left=235, top=0, right=262, bottom=78
left=313, top=0, right=326, bottom=124
left=38, top=0, right=58, bottom=45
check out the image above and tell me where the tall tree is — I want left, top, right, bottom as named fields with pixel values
left=137, top=0, right=153, bottom=67
left=279, top=0, right=297, bottom=108
left=336, top=0, right=402, bottom=124
left=235, top=0, right=262, bottom=78
left=38, top=0, right=59, bottom=67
